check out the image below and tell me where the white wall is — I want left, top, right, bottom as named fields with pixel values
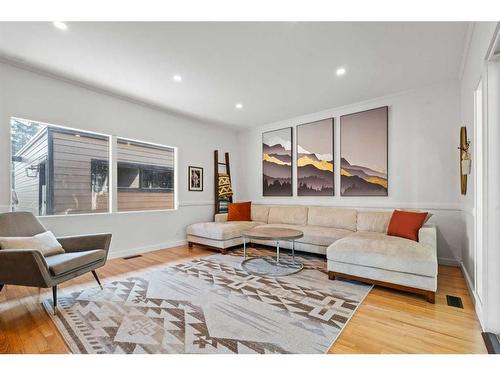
left=237, top=82, right=463, bottom=264
left=0, top=61, right=241, bottom=258
left=459, top=22, right=500, bottom=332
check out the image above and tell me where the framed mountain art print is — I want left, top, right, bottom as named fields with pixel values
left=297, top=118, right=334, bottom=196
left=262, top=127, right=293, bottom=196
left=340, top=106, right=388, bottom=196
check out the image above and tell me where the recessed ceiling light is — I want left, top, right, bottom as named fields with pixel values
left=173, top=74, right=182, bottom=82
left=336, top=67, right=346, bottom=76
left=235, top=103, right=243, bottom=109
left=52, top=21, right=68, bottom=31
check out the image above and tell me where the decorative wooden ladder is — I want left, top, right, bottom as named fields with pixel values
left=214, top=150, right=233, bottom=215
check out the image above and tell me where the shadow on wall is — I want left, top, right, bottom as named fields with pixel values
left=427, top=210, right=466, bottom=266
left=436, top=228, right=454, bottom=264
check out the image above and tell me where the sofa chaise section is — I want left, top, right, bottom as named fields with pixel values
left=326, top=225, right=438, bottom=303
left=186, top=208, right=267, bottom=252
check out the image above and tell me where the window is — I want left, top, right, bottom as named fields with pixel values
left=10, top=118, right=176, bottom=215
left=11, top=118, right=110, bottom=215
left=91, top=160, right=109, bottom=193
left=141, top=167, right=173, bottom=190
left=117, top=138, right=175, bottom=212
left=116, top=162, right=173, bottom=191
left=118, top=164, right=140, bottom=189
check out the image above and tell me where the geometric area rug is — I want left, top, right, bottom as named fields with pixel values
left=43, top=251, right=372, bottom=354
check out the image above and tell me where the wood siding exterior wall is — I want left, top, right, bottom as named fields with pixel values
left=117, top=140, right=174, bottom=168
left=116, top=139, right=174, bottom=211
left=12, top=131, right=48, bottom=215
left=51, top=130, right=109, bottom=215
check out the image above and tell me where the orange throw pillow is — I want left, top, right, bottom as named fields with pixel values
left=227, top=202, right=251, bottom=221
left=387, top=210, right=428, bottom=241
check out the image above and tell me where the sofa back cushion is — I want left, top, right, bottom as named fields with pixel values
left=307, top=207, right=357, bottom=231
left=251, top=205, right=270, bottom=223
left=268, top=206, right=308, bottom=225
left=357, top=211, right=393, bottom=233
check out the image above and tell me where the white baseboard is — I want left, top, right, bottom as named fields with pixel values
left=438, top=257, right=460, bottom=266
left=460, top=261, right=485, bottom=331
left=108, top=239, right=187, bottom=260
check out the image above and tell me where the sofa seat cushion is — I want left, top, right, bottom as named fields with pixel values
left=253, top=224, right=353, bottom=247
left=186, top=221, right=262, bottom=241
left=326, top=231, right=437, bottom=277
left=45, top=249, right=106, bottom=276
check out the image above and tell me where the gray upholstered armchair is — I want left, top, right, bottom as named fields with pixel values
left=0, top=212, right=112, bottom=314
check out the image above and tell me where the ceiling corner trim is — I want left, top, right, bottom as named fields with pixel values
left=458, top=22, right=475, bottom=82
left=486, top=22, right=500, bottom=61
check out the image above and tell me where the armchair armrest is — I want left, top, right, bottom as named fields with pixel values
left=57, top=233, right=112, bottom=254
left=0, top=249, right=52, bottom=288
left=418, top=225, right=437, bottom=252
left=215, top=213, right=228, bottom=223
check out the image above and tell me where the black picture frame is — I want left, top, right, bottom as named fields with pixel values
left=188, top=166, right=203, bottom=191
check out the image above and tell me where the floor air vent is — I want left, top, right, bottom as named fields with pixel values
left=123, top=255, right=142, bottom=260
left=446, top=295, right=464, bottom=309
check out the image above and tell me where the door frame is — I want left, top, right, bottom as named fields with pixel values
left=473, top=76, right=487, bottom=305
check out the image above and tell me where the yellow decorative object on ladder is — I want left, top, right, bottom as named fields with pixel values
left=214, top=150, right=234, bottom=216
left=218, top=173, right=233, bottom=198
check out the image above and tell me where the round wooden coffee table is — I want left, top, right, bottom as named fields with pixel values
left=241, top=227, right=304, bottom=276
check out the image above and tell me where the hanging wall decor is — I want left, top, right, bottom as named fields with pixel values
left=262, top=127, right=293, bottom=196
left=459, top=126, right=470, bottom=195
left=297, top=118, right=334, bottom=196
left=340, top=106, right=388, bottom=196
left=188, top=166, right=203, bottom=191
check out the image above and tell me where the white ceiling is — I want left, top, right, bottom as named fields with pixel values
left=0, top=22, right=469, bottom=127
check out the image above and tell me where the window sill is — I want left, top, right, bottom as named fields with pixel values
left=36, top=207, right=179, bottom=218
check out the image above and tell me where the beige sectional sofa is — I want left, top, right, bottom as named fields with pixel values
left=186, top=204, right=438, bottom=303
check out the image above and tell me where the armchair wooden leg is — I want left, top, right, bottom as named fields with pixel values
left=52, top=285, right=57, bottom=315
left=92, top=270, right=103, bottom=290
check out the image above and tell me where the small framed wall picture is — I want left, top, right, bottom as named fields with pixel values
left=188, top=166, right=203, bottom=191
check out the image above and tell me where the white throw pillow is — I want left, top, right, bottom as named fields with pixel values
left=0, top=231, right=65, bottom=257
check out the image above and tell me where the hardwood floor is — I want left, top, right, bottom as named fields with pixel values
left=0, top=245, right=486, bottom=354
